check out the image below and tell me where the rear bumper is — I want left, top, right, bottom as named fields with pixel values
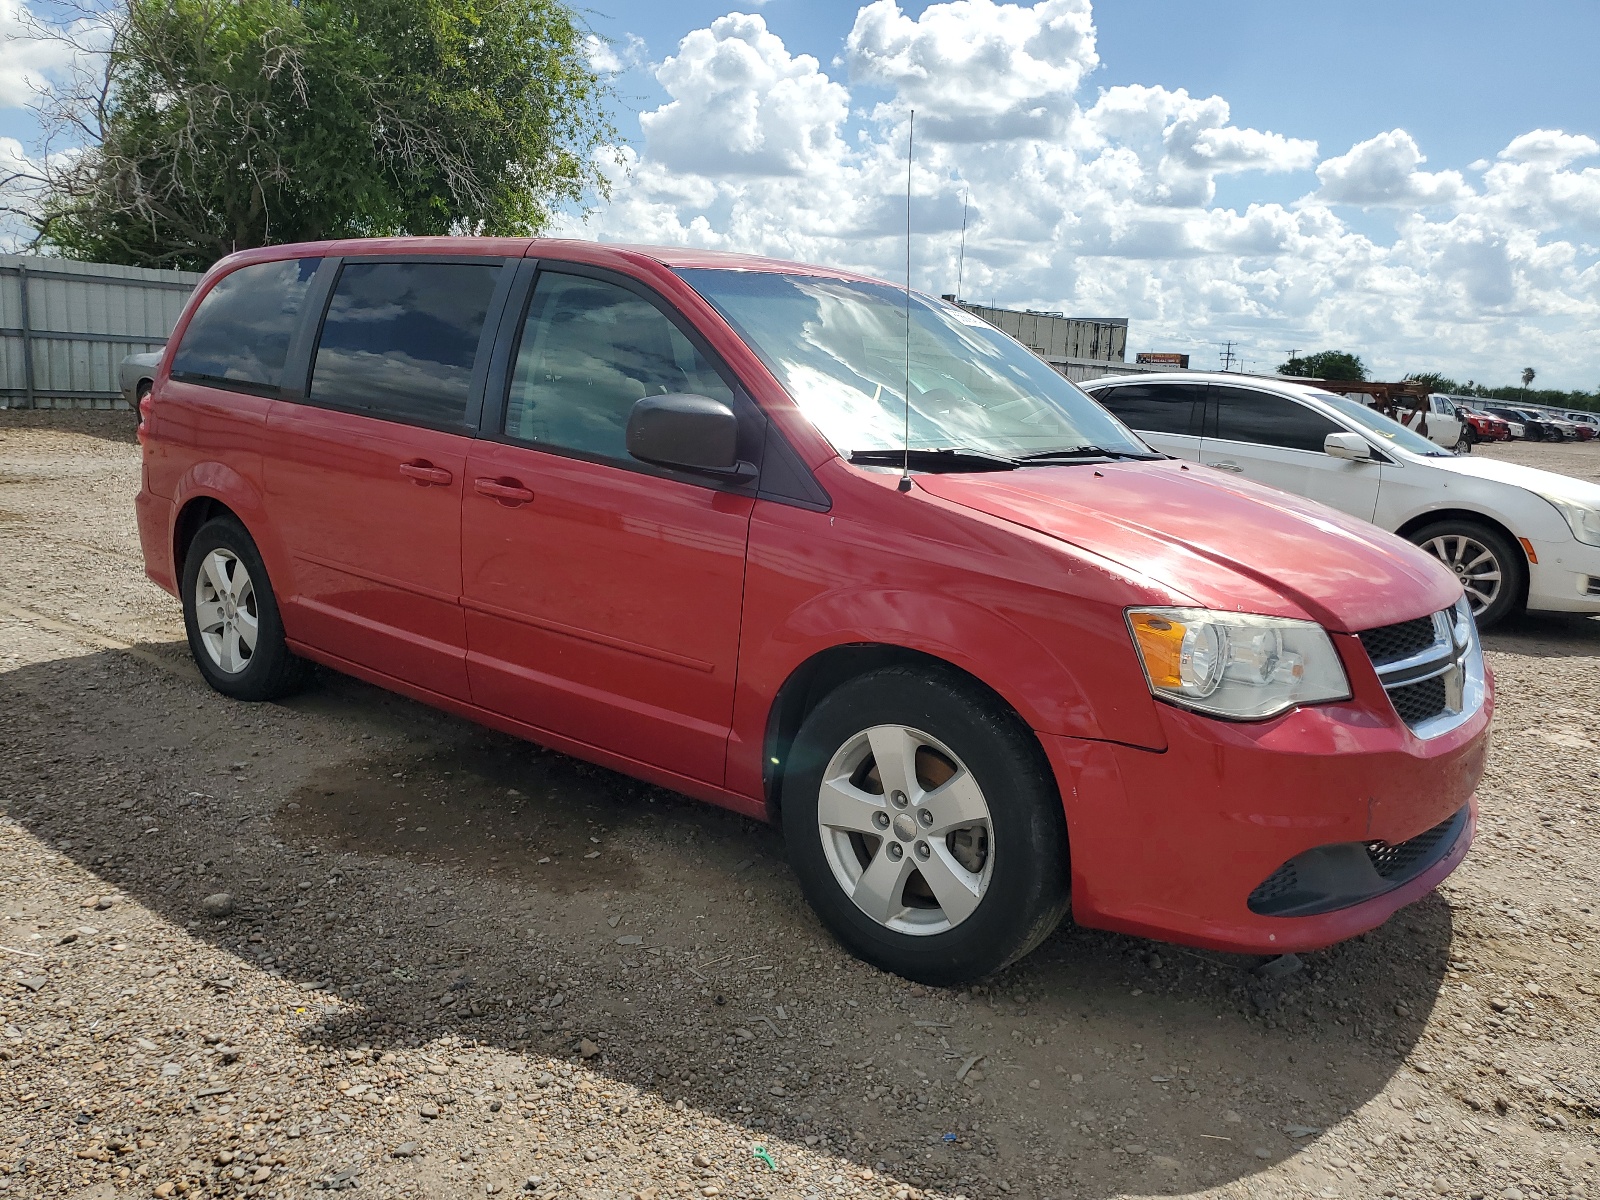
left=135, top=488, right=179, bottom=597
left=1042, top=683, right=1490, bottom=955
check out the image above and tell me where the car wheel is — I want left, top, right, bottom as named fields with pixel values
left=1407, top=519, right=1525, bottom=630
left=781, top=665, right=1069, bottom=984
left=182, top=516, right=308, bottom=701
left=1453, top=428, right=1474, bottom=454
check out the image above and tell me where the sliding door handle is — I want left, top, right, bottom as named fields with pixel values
left=474, top=477, right=535, bottom=506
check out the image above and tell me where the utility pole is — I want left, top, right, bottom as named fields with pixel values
left=1220, top=341, right=1238, bottom=372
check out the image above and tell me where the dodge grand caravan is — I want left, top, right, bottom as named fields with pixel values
left=136, top=239, right=1491, bottom=983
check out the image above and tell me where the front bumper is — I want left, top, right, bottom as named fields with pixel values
left=1526, top=535, right=1600, bottom=613
left=1041, top=670, right=1491, bottom=955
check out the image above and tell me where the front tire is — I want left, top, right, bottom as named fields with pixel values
left=182, top=516, right=308, bottom=700
left=1407, top=519, right=1525, bottom=630
left=781, top=666, right=1069, bottom=984
left=1453, top=427, right=1475, bottom=454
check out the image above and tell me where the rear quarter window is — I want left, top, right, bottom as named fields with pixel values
left=170, top=258, right=319, bottom=393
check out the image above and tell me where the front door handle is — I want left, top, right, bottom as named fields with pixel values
left=474, top=477, right=535, bottom=506
left=400, top=460, right=453, bottom=487
left=1206, top=461, right=1244, bottom=473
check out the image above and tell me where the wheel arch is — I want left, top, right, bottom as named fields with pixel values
left=760, top=643, right=1058, bottom=824
left=1395, top=507, right=1531, bottom=608
left=173, top=495, right=241, bottom=582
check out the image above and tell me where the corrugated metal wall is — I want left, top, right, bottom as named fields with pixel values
left=958, top=303, right=1129, bottom=364
left=0, top=255, right=202, bottom=409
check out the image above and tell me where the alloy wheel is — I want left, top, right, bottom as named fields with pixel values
left=816, top=724, right=995, bottom=936
left=193, top=548, right=259, bottom=674
left=1422, top=534, right=1502, bottom=615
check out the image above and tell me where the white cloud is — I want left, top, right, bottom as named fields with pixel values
left=1497, top=129, right=1599, bottom=167
left=844, top=0, right=1097, bottom=142
left=0, top=0, right=79, bottom=108
left=640, top=13, right=851, bottom=178
left=1312, top=129, right=1473, bottom=208
left=558, top=5, right=1600, bottom=386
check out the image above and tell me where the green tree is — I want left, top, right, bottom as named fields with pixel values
left=1405, top=372, right=1461, bottom=393
left=1278, top=350, right=1368, bottom=381
left=27, top=0, right=615, bottom=269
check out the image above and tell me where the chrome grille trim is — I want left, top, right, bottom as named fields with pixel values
left=1361, top=602, right=1485, bottom=739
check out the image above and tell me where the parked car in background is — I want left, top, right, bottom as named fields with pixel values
left=1084, top=372, right=1600, bottom=628
left=1562, top=411, right=1600, bottom=437
left=1453, top=405, right=1513, bottom=444
left=1486, top=407, right=1566, bottom=441
left=1541, top=414, right=1586, bottom=441
left=120, top=350, right=163, bottom=423
left=134, top=239, right=1492, bottom=982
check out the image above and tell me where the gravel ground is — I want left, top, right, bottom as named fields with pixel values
left=1, top=411, right=1597, bottom=1200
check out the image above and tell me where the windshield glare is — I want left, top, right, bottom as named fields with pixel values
left=1312, top=391, right=1450, bottom=457
left=677, top=270, right=1152, bottom=461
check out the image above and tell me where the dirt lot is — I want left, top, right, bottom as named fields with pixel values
left=1, top=412, right=1597, bottom=1200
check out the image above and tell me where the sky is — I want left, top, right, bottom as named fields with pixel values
left=4, top=0, right=1599, bottom=387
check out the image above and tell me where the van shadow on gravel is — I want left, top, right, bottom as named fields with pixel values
left=1, top=645, right=1457, bottom=1199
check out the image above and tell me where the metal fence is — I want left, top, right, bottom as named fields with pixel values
left=0, top=255, right=202, bottom=409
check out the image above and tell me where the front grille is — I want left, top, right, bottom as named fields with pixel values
left=1387, top=675, right=1449, bottom=726
left=1356, top=608, right=1478, bottom=735
left=1365, top=809, right=1463, bottom=880
left=1358, top=616, right=1437, bottom=666
left=1587, top=576, right=1600, bottom=598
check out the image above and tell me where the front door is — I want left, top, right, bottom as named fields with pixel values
left=461, top=268, right=755, bottom=785
left=265, top=257, right=509, bottom=701
left=1201, top=384, right=1382, bottom=521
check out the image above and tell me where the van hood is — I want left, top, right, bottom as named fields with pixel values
left=1416, top=452, right=1600, bottom=506
left=916, top=460, right=1460, bottom=633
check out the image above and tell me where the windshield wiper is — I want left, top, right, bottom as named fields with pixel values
left=848, top=447, right=1018, bottom=471
left=1013, top=446, right=1163, bottom=463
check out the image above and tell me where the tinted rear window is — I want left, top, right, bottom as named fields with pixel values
left=171, top=258, right=319, bottom=392
left=309, top=261, right=503, bottom=427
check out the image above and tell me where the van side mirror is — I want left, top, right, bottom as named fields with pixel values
left=626, top=394, right=756, bottom=481
left=1324, top=432, right=1373, bottom=461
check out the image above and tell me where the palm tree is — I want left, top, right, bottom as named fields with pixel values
left=1521, top=367, right=1536, bottom=400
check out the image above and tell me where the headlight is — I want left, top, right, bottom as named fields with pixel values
left=1126, top=608, right=1351, bottom=720
left=1536, top=493, right=1600, bottom=547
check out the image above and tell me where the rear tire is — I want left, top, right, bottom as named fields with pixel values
left=1407, top=519, right=1525, bottom=630
left=1453, top=427, right=1475, bottom=454
left=182, top=516, right=308, bottom=701
left=781, top=666, right=1069, bottom=984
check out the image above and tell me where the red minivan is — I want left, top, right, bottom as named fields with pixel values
left=136, top=238, right=1491, bottom=982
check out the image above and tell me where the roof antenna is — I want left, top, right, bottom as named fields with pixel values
left=956, top=184, right=968, bottom=303
left=899, top=109, right=915, bottom=494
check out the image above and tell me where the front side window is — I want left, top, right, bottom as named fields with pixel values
left=1091, top=383, right=1204, bottom=436
left=1313, top=391, right=1449, bottom=457
left=171, top=258, right=318, bottom=393
left=678, top=270, right=1151, bottom=461
left=1210, top=386, right=1342, bottom=454
left=309, top=261, right=502, bottom=427
left=504, top=272, right=732, bottom=460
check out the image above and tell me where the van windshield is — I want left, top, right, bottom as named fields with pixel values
left=678, top=270, right=1154, bottom=462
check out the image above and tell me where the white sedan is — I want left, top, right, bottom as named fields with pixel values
left=1082, top=372, right=1600, bottom=628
